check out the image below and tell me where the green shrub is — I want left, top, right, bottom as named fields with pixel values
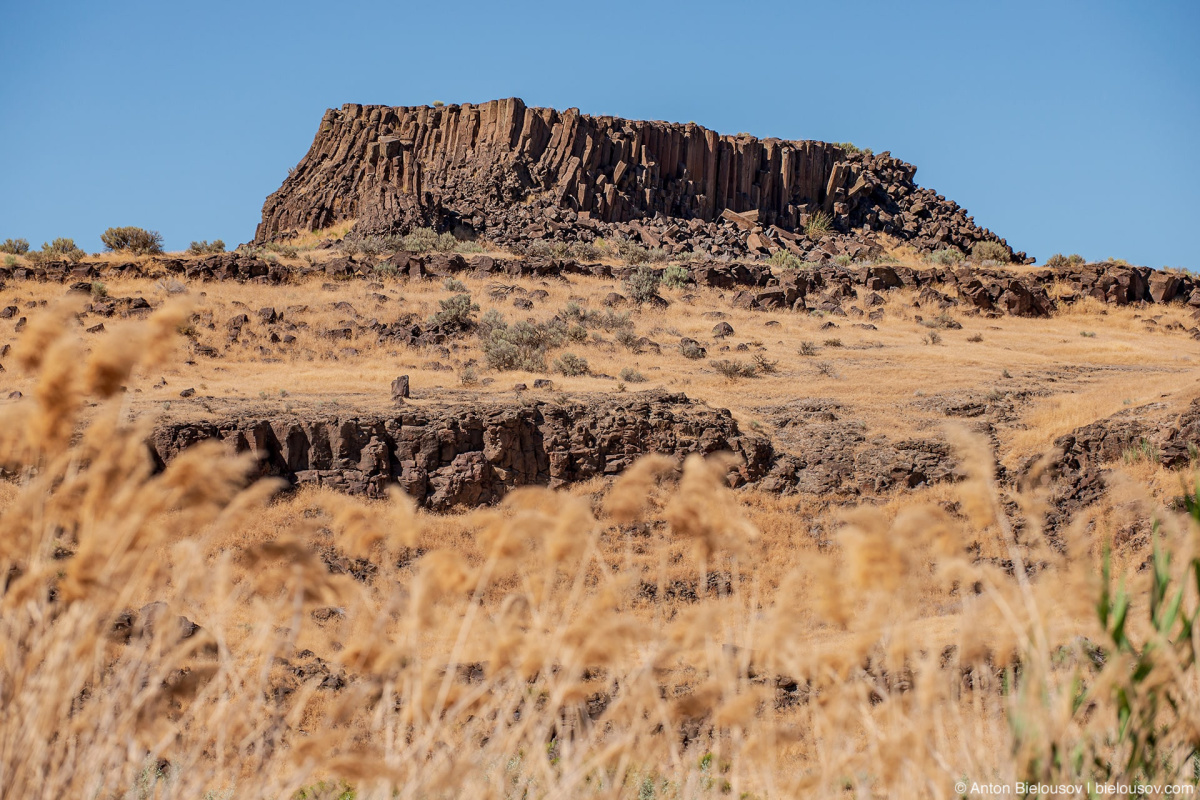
left=27, top=237, right=86, bottom=265
left=3, top=254, right=16, bottom=267
left=401, top=228, right=457, bottom=253
left=427, top=293, right=479, bottom=331
left=833, top=254, right=852, bottom=267
left=1045, top=253, right=1085, bottom=268
left=188, top=239, right=225, bottom=255
left=804, top=210, right=833, bottom=239
left=768, top=250, right=803, bottom=270
left=624, top=266, right=661, bottom=304
left=454, top=240, right=485, bottom=254
left=926, top=247, right=964, bottom=266
left=661, top=264, right=691, bottom=289
left=101, top=226, right=163, bottom=255
left=478, top=312, right=566, bottom=372
left=970, top=240, right=1011, bottom=263
left=619, top=367, right=647, bottom=383
left=0, top=238, right=29, bottom=255
left=443, top=277, right=467, bottom=293
left=552, top=352, right=589, bottom=377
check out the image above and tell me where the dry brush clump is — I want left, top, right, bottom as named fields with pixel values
left=3, top=310, right=1200, bottom=797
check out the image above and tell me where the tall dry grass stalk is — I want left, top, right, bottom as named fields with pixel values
left=2, top=306, right=1199, bottom=798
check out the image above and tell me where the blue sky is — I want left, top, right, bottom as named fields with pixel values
left=1, top=0, right=1196, bottom=267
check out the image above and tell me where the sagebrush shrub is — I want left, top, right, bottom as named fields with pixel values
left=188, top=239, right=225, bottom=255
left=971, top=240, right=1011, bottom=263
left=101, top=226, right=164, bottom=255
left=427, top=293, right=479, bottom=331
left=768, top=250, right=803, bottom=270
left=623, top=266, right=661, bottom=304
left=661, top=264, right=691, bottom=289
left=552, top=352, right=589, bottom=376
left=478, top=311, right=566, bottom=371
left=0, top=237, right=29, bottom=255
left=927, top=247, right=963, bottom=266
left=26, top=237, right=86, bottom=265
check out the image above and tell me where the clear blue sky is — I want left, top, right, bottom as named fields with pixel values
left=2, top=0, right=1196, bottom=267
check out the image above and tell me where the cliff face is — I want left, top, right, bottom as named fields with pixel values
left=256, top=98, right=1024, bottom=261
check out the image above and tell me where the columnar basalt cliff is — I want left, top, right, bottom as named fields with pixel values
left=256, top=98, right=1026, bottom=261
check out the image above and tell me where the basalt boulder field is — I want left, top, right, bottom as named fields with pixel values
left=256, top=98, right=1026, bottom=262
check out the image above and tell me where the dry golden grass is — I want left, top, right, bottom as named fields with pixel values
left=3, top=265, right=1200, bottom=798
left=2, top=266, right=1196, bottom=456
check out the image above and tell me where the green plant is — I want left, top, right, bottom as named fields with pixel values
left=27, top=237, right=86, bottom=265
left=478, top=311, right=566, bottom=372
left=454, top=240, right=485, bottom=254
left=767, top=250, right=803, bottom=270
left=619, top=367, right=647, bottom=383
left=1045, top=253, right=1085, bottom=268
left=90, top=282, right=107, bottom=298
left=661, top=264, right=691, bottom=289
left=443, top=277, right=467, bottom=293
left=427, top=293, right=479, bottom=331
left=927, top=247, right=964, bottom=266
left=188, top=239, right=226, bottom=255
left=552, top=352, right=589, bottom=376
left=0, top=237, right=29, bottom=255
left=624, top=266, right=662, bottom=304
left=401, top=228, right=458, bottom=254
left=833, top=254, right=852, bottom=267
left=971, top=240, right=1011, bottom=264
left=804, top=210, right=833, bottom=239
left=3, top=254, right=16, bottom=267
left=101, top=226, right=163, bottom=255
left=1122, top=438, right=1160, bottom=465
left=1080, top=331, right=1097, bottom=338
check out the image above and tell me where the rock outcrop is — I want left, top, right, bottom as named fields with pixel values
left=254, top=98, right=1025, bottom=261
left=1025, top=398, right=1200, bottom=534
left=150, top=392, right=773, bottom=510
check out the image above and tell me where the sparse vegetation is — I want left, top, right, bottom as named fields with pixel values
left=551, top=351, right=589, bottom=376
left=188, top=239, right=226, bottom=255
left=25, top=237, right=86, bottom=265
left=660, top=264, right=691, bottom=289
left=767, top=250, right=804, bottom=270
left=0, top=237, right=29, bottom=255
left=970, top=240, right=1011, bottom=263
left=427, top=292, right=479, bottom=331
left=803, top=210, right=833, bottom=239
left=619, top=367, right=647, bottom=383
left=101, top=226, right=164, bottom=255
left=478, top=311, right=566, bottom=372
left=926, top=247, right=964, bottom=266
left=711, top=358, right=757, bottom=380
left=624, top=265, right=662, bottom=304
left=1046, top=252, right=1086, bottom=268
